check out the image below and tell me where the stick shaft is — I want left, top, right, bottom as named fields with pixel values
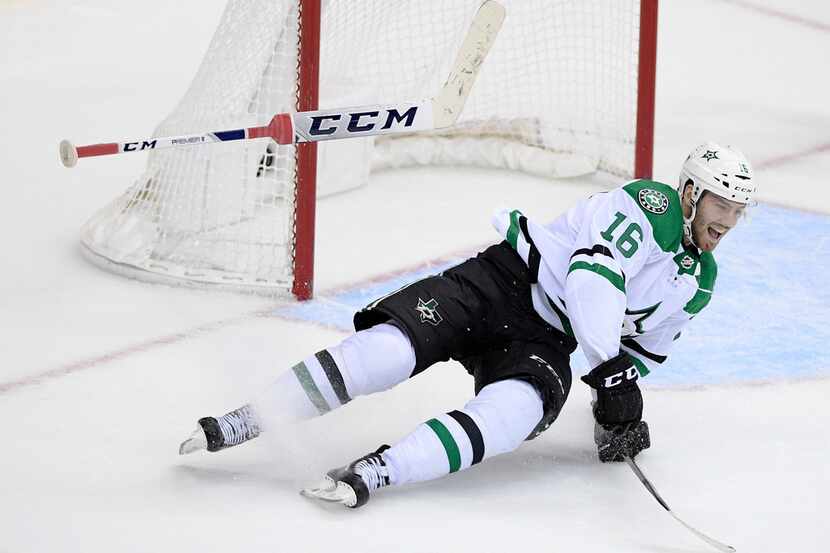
left=68, top=113, right=294, bottom=162
left=624, top=456, right=736, bottom=553
left=62, top=101, right=434, bottom=166
left=60, top=1, right=504, bottom=167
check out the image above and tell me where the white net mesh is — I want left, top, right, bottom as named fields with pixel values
left=82, top=0, right=646, bottom=295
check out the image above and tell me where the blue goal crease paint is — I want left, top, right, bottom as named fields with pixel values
left=273, top=204, right=830, bottom=386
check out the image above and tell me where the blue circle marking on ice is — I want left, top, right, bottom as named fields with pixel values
left=655, top=203, right=830, bottom=385
left=276, top=203, right=830, bottom=386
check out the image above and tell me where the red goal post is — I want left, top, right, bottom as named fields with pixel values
left=635, top=0, right=658, bottom=182
left=293, top=0, right=321, bottom=299
left=79, top=0, right=658, bottom=300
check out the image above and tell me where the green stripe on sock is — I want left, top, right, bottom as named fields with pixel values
left=568, top=261, right=626, bottom=293
left=426, top=418, right=461, bottom=473
left=291, top=362, right=330, bottom=415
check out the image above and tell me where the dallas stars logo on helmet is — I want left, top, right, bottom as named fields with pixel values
left=637, top=188, right=669, bottom=214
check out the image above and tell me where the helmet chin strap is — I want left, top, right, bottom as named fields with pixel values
left=682, top=198, right=700, bottom=250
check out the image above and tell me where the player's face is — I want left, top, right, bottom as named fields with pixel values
left=690, top=191, right=745, bottom=252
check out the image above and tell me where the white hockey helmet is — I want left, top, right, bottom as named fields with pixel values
left=678, top=142, right=755, bottom=245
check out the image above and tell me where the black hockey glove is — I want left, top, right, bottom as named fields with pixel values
left=581, top=352, right=650, bottom=462
left=593, top=420, right=650, bottom=463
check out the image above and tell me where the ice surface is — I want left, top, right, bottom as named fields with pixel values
left=1, top=1, right=829, bottom=552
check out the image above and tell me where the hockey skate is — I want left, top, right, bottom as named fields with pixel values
left=178, top=405, right=261, bottom=455
left=300, top=445, right=391, bottom=508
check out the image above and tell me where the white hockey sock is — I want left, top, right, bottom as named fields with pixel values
left=250, top=323, right=416, bottom=429
left=381, top=379, right=544, bottom=486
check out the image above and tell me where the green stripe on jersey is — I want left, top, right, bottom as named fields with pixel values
left=506, top=209, right=522, bottom=250
left=568, top=261, right=626, bottom=294
left=629, top=355, right=650, bottom=377
left=546, top=294, right=575, bottom=338
left=622, top=180, right=683, bottom=253
left=684, top=251, right=718, bottom=314
left=426, top=418, right=461, bottom=473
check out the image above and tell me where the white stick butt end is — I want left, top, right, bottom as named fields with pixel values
left=59, top=139, right=78, bottom=168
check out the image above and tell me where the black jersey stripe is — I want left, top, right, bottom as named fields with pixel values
left=621, top=338, right=667, bottom=364
left=447, top=410, right=485, bottom=465
left=545, top=293, right=574, bottom=338
left=571, top=244, right=614, bottom=260
left=315, top=350, right=352, bottom=405
left=518, top=215, right=541, bottom=284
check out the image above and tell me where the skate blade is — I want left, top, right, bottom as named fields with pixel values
left=300, top=476, right=357, bottom=507
left=178, top=427, right=207, bottom=455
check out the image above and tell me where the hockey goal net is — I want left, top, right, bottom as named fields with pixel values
left=80, top=0, right=657, bottom=299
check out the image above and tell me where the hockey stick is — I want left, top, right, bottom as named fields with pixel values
left=624, top=456, right=737, bottom=553
left=59, top=1, right=506, bottom=168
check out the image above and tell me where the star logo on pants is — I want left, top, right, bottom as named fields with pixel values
left=415, top=297, right=443, bottom=326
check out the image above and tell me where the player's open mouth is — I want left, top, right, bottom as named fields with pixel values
left=707, top=227, right=724, bottom=241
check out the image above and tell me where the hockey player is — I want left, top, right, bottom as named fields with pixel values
left=179, top=141, right=755, bottom=509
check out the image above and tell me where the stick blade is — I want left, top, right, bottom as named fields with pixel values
left=669, top=512, right=737, bottom=553
left=59, top=139, right=78, bottom=168
left=432, top=0, right=506, bottom=128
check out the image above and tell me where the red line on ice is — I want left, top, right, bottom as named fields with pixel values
left=756, top=142, right=830, bottom=170
left=0, top=310, right=273, bottom=395
left=317, top=243, right=483, bottom=296
left=0, top=247, right=487, bottom=395
left=720, top=0, right=830, bottom=33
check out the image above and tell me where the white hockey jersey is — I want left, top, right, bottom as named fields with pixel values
left=492, top=179, right=717, bottom=376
